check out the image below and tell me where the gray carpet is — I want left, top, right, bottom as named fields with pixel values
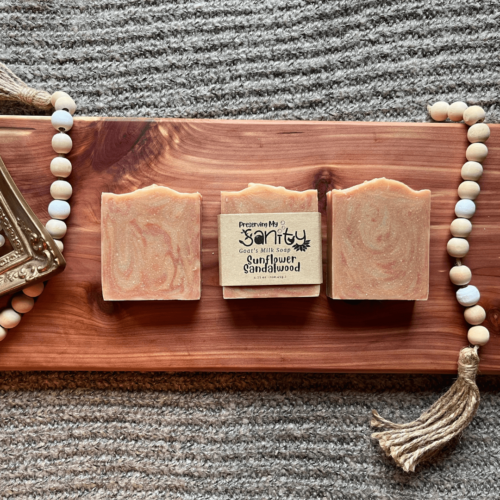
left=1, top=0, right=500, bottom=498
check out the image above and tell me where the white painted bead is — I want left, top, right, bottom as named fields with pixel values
left=50, top=91, right=70, bottom=107
left=455, top=199, right=476, bottom=219
left=463, top=106, right=485, bottom=126
left=0, top=234, right=5, bottom=247
left=12, top=294, right=35, bottom=314
left=449, top=265, right=472, bottom=285
left=464, top=305, right=487, bottom=326
left=52, top=133, right=72, bottom=154
left=48, top=200, right=70, bottom=220
left=458, top=181, right=480, bottom=200
left=50, top=157, right=72, bottom=178
left=0, top=308, right=21, bottom=329
left=50, top=180, right=72, bottom=200
left=54, top=95, right=77, bottom=115
left=46, top=219, right=67, bottom=239
left=0, top=326, right=6, bottom=341
left=450, top=218, right=472, bottom=238
left=468, top=325, right=489, bottom=346
left=51, top=110, right=73, bottom=132
left=447, top=237, right=469, bottom=258
left=23, top=282, right=44, bottom=298
left=457, top=285, right=480, bottom=307
left=467, top=123, right=490, bottom=143
left=54, top=239, right=64, bottom=253
left=428, top=101, right=449, bottom=121
left=448, top=101, right=467, bottom=122
left=466, top=143, right=488, bottom=163
left=461, top=161, right=483, bottom=181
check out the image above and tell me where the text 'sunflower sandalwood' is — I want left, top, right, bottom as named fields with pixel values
left=327, top=178, right=431, bottom=300
left=101, top=185, right=202, bottom=301
left=221, top=183, right=320, bottom=299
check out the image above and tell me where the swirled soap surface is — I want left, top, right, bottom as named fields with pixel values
left=327, top=178, right=430, bottom=300
left=102, top=185, right=201, bottom=301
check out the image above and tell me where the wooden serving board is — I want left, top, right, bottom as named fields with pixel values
left=0, top=116, right=498, bottom=373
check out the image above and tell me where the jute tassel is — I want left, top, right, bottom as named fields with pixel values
left=0, top=63, right=51, bottom=109
left=371, top=346, right=480, bottom=472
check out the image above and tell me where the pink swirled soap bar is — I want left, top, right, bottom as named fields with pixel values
left=101, top=185, right=202, bottom=301
left=221, top=183, right=320, bottom=299
left=327, top=178, right=431, bottom=301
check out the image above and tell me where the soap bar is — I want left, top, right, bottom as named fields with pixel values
left=221, top=183, right=320, bottom=299
left=102, top=185, right=202, bottom=301
left=327, top=178, right=431, bottom=300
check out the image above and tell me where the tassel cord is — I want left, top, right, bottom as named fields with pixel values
left=371, top=381, right=464, bottom=431
left=0, top=63, right=51, bottom=109
left=372, top=384, right=469, bottom=447
left=371, top=346, right=481, bottom=472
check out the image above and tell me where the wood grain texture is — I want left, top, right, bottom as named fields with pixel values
left=0, top=116, right=498, bottom=373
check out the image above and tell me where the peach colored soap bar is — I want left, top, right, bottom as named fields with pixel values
left=327, top=178, right=431, bottom=300
left=221, top=183, right=320, bottom=299
left=102, top=185, right=202, bottom=301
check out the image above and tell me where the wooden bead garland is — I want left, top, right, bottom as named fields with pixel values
left=372, top=102, right=491, bottom=473
left=0, top=74, right=75, bottom=342
left=443, top=103, right=490, bottom=344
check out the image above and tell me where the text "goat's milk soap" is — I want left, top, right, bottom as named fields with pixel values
left=327, top=178, right=431, bottom=300
left=101, top=185, right=202, bottom=301
left=221, top=183, right=320, bottom=299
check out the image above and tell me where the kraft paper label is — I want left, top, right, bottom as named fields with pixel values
left=218, top=212, right=323, bottom=286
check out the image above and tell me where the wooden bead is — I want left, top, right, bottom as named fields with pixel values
left=428, top=101, right=449, bottom=121
left=457, top=285, right=480, bottom=307
left=458, top=181, right=480, bottom=200
left=48, top=200, right=70, bottom=220
left=0, top=308, right=21, bottom=329
left=449, top=265, right=471, bottom=285
left=461, top=161, right=483, bottom=181
left=468, top=325, right=489, bottom=346
left=52, top=133, right=72, bottom=154
left=455, top=199, right=476, bottom=219
left=447, top=237, right=469, bottom=258
left=50, top=91, right=70, bottom=107
left=12, top=294, right=35, bottom=314
left=54, top=239, right=64, bottom=253
left=466, top=143, right=488, bottom=162
left=463, top=105, right=485, bottom=126
left=0, top=235, right=5, bottom=247
left=0, top=326, right=6, bottom=341
left=467, top=123, right=490, bottom=143
left=50, top=180, right=72, bottom=200
left=51, top=110, right=73, bottom=132
left=448, top=101, right=467, bottom=122
left=23, top=282, right=44, bottom=298
left=54, top=96, right=77, bottom=115
left=50, top=157, right=72, bottom=178
left=46, top=219, right=67, bottom=239
left=464, top=305, right=486, bottom=325
left=450, top=218, right=472, bottom=238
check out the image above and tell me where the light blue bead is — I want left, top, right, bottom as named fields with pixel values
left=455, top=199, right=475, bottom=219
left=48, top=200, right=71, bottom=220
left=51, top=109, right=73, bottom=132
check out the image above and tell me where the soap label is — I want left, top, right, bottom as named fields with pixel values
left=218, top=212, right=323, bottom=286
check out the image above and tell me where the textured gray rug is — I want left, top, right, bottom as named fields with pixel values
left=1, top=0, right=500, bottom=498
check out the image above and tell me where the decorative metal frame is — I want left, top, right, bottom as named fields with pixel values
left=0, top=156, right=65, bottom=297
